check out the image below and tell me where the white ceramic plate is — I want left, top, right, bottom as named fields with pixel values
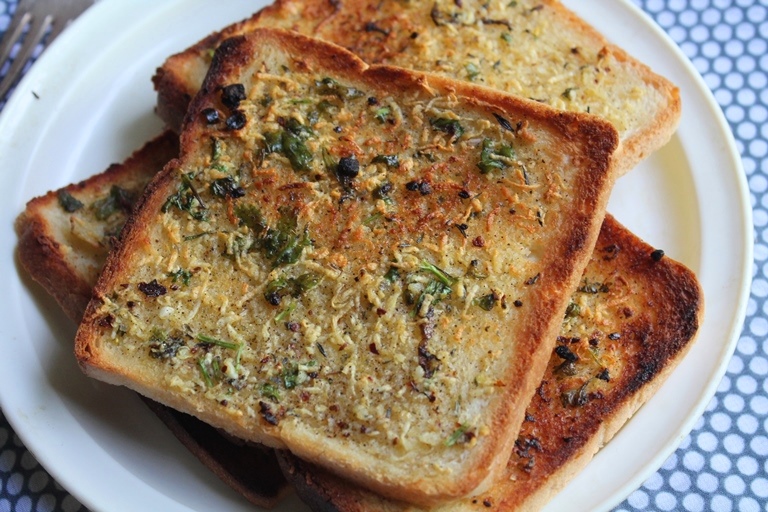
left=0, top=1, right=751, bottom=511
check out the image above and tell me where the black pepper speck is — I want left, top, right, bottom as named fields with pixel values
left=225, top=111, right=247, bottom=130
left=221, top=83, right=246, bottom=109
left=201, top=108, right=220, bottom=124
left=337, top=156, right=360, bottom=178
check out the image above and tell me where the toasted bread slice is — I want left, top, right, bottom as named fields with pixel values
left=14, top=131, right=290, bottom=509
left=16, top=132, right=179, bottom=321
left=153, top=0, right=679, bottom=175
left=278, top=213, right=704, bottom=511
left=76, top=29, right=618, bottom=505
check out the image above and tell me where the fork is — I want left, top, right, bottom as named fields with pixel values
left=0, top=0, right=95, bottom=101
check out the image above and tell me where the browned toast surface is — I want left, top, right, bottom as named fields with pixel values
left=277, top=214, right=703, bottom=512
left=154, top=0, right=679, bottom=174
left=77, top=29, right=618, bottom=505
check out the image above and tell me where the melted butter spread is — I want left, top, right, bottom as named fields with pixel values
left=95, top=57, right=583, bottom=460
left=266, top=0, right=658, bottom=140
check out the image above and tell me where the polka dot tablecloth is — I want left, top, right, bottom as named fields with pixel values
left=1, top=0, right=766, bottom=511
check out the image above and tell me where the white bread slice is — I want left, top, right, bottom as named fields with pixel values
left=278, top=213, right=704, bottom=511
left=153, top=0, right=679, bottom=175
left=76, top=29, right=618, bottom=505
left=16, top=132, right=178, bottom=321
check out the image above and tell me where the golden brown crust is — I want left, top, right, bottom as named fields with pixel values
left=16, top=212, right=94, bottom=321
left=80, top=29, right=618, bottom=505
left=275, top=214, right=703, bottom=512
left=153, top=0, right=679, bottom=175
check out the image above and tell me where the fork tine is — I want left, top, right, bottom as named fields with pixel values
left=0, top=12, right=53, bottom=100
left=0, top=8, right=32, bottom=67
left=46, top=0, right=93, bottom=44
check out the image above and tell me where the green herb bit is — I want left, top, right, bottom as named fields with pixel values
left=468, top=259, right=488, bottom=279
left=561, top=381, right=591, bottom=407
left=431, top=4, right=461, bottom=26
left=578, top=280, right=609, bottom=294
left=281, top=363, right=300, bottom=389
left=306, top=109, right=320, bottom=126
left=274, top=228, right=311, bottom=266
left=275, top=302, right=297, bottom=322
left=414, top=149, right=437, bottom=162
left=148, top=330, right=184, bottom=360
left=315, top=77, right=365, bottom=100
left=196, top=333, right=240, bottom=351
left=261, top=383, right=281, bottom=402
left=57, top=190, right=83, bottom=212
left=430, top=117, right=464, bottom=141
left=261, top=208, right=312, bottom=267
left=211, top=137, right=222, bottom=161
left=235, top=344, right=243, bottom=368
left=477, top=138, right=515, bottom=174
left=501, top=32, right=513, bottom=43
left=373, top=182, right=394, bottom=205
left=415, top=279, right=453, bottom=315
left=162, top=176, right=208, bottom=221
left=466, top=62, right=480, bottom=81
left=564, top=301, right=580, bottom=318
left=374, top=106, right=391, bottom=123
left=284, top=118, right=314, bottom=139
left=419, top=260, right=458, bottom=286
left=562, top=87, right=578, bottom=101
left=210, top=176, right=245, bottom=199
left=282, top=131, right=313, bottom=172
left=474, top=292, right=499, bottom=311
left=93, top=185, right=134, bottom=221
left=384, top=266, right=401, bottom=282
left=316, top=99, right=335, bottom=115
left=445, top=424, right=470, bottom=446
left=236, top=206, right=311, bottom=267
left=264, top=273, right=322, bottom=304
left=198, top=359, right=214, bottom=388
left=263, top=130, right=284, bottom=155
left=235, top=204, right=268, bottom=234
left=183, top=231, right=215, bottom=241
left=372, top=155, right=399, bottom=168
left=322, top=147, right=337, bottom=173
left=167, top=268, right=193, bottom=286
left=262, top=122, right=314, bottom=172
left=363, top=212, right=384, bottom=226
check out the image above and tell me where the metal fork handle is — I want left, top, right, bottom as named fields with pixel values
left=0, top=22, right=52, bottom=99
left=0, top=0, right=95, bottom=101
